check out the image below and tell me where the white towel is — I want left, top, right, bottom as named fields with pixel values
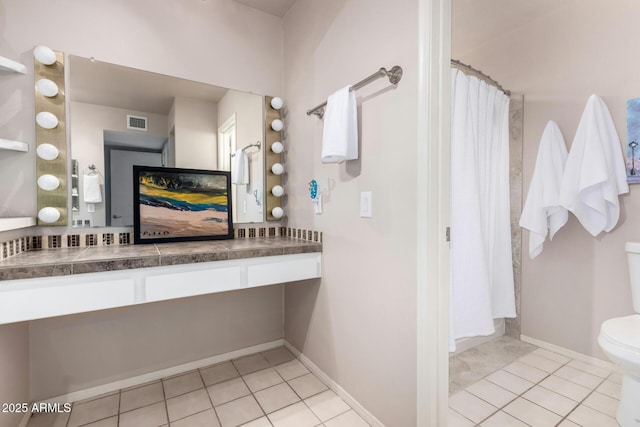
left=82, top=174, right=102, bottom=203
left=231, top=149, right=249, bottom=185
left=559, top=95, right=629, bottom=236
left=520, top=121, right=569, bottom=259
left=321, top=86, right=358, bottom=163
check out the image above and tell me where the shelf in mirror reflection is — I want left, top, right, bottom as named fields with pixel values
left=68, top=55, right=268, bottom=227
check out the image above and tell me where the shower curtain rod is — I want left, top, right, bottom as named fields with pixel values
left=451, top=59, right=511, bottom=96
left=306, top=65, right=404, bottom=118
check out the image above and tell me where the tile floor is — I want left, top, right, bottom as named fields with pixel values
left=449, top=337, right=623, bottom=427
left=27, top=346, right=370, bottom=427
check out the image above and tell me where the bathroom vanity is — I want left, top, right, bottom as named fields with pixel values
left=0, top=237, right=322, bottom=325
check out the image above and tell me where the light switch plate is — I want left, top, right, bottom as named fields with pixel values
left=360, top=191, right=372, bottom=217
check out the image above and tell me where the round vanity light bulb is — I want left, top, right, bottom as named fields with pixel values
left=270, top=97, right=284, bottom=110
left=271, top=163, right=284, bottom=175
left=271, top=185, right=284, bottom=197
left=271, top=141, right=284, bottom=154
left=33, top=45, right=57, bottom=65
left=36, top=111, right=58, bottom=129
left=36, top=143, right=59, bottom=160
left=37, top=174, right=60, bottom=191
left=38, top=207, right=61, bottom=223
left=36, top=79, right=59, bottom=97
left=272, top=207, right=284, bottom=219
left=271, top=119, right=283, bottom=132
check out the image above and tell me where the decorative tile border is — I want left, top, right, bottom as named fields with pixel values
left=0, top=226, right=322, bottom=261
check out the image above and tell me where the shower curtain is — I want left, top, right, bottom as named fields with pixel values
left=450, top=68, right=516, bottom=352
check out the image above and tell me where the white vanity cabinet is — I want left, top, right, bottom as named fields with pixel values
left=0, top=252, right=322, bottom=325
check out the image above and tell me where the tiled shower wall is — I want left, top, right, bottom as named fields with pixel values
left=506, top=94, right=524, bottom=338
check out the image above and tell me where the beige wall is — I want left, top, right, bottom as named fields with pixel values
left=29, top=286, right=283, bottom=400
left=282, top=0, right=419, bottom=425
left=172, top=97, right=218, bottom=170
left=0, top=0, right=285, bottom=402
left=0, top=323, right=29, bottom=427
left=453, top=0, right=640, bottom=358
left=70, top=102, right=168, bottom=227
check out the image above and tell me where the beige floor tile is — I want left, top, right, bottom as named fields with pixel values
left=68, top=394, right=119, bottom=427
left=517, top=353, right=563, bottom=373
left=582, top=391, right=619, bottom=418
left=288, top=373, right=328, bottom=399
left=268, top=401, right=322, bottom=427
left=262, top=347, right=295, bottom=366
left=305, top=390, right=350, bottom=422
left=557, top=420, right=581, bottom=427
left=163, top=371, right=204, bottom=399
left=201, top=362, right=240, bottom=386
left=503, top=397, right=562, bottom=427
left=596, top=379, right=622, bottom=400
left=166, top=389, right=212, bottom=422
left=485, top=369, right=534, bottom=395
left=448, top=408, right=475, bottom=427
left=567, top=360, right=611, bottom=378
left=323, top=409, right=369, bottom=427
left=170, top=408, right=220, bottom=427
left=554, top=366, right=603, bottom=389
left=608, top=372, right=623, bottom=384
left=504, top=361, right=549, bottom=383
left=274, top=359, right=310, bottom=381
left=119, top=401, right=167, bottom=427
left=243, top=367, right=284, bottom=393
left=522, top=385, right=578, bottom=416
left=449, top=390, right=497, bottom=424
left=208, top=377, right=251, bottom=406
left=74, top=391, right=119, bottom=404
left=466, top=379, right=517, bottom=408
left=538, top=375, right=591, bottom=402
left=26, top=411, right=70, bottom=427
left=531, top=348, right=571, bottom=364
left=567, top=404, right=621, bottom=427
left=215, top=395, right=264, bottom=427
left=254, top=382, right=300, bottom=414
left=233, top=354, right=271, bottom=375
left=120, top=381, right=164, bottom=413
left=480, top=410, right=528, bottom=427
left=240, top=416, right=272, bottom=427
left=82, top=417, right=117, bottom=426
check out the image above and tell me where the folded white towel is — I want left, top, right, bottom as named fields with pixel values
left=231, top=149, right=249, bottom=185
left=321, top=85, right=358, bottom=163
left=82, top=174, right=102, bottom=204
left=559, top=95, right=629, bottom=236
left=520, top=121, right=568, bottom=259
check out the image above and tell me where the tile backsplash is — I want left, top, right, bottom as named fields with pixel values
left=0, top=226, right=321, bottom=261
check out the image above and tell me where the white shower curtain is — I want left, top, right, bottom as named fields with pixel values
left=450, top=68, right=516, bottom=352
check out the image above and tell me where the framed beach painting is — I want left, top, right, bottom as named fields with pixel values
left=627, top=97, right=640, bottom=184
left=133, top=166, right=233, bottom=244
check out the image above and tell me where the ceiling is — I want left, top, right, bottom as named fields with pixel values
left=233, top=0, right=296, bottom=17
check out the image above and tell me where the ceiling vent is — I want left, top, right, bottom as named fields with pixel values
left=127, top=114, right=148, bottom=131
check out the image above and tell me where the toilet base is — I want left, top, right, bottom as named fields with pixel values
left=618, top=374, right=640, bottom=427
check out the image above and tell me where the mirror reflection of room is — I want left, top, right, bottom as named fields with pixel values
left=68, top=55, right=265, bottom=227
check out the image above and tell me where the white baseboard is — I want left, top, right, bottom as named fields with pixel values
left=42, top=339, right=284, bottom=404
left=520, top=335, right=618, bottom=371
left=283, top=340, right=385, bottom=427
left=17, top=411, right=30, bottom=427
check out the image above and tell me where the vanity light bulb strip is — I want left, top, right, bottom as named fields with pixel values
left=265, top=96, right=285, bottom=221
left=34, top=46, right=67, bottom=226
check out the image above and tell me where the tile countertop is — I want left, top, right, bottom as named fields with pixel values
left=0, top=237, right=322, bottom=281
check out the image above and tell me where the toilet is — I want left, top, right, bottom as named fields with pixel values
left=598, top=242, right=640, bottom=427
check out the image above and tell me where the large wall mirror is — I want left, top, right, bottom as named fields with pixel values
left=68, top=55, right=265, bottom=227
